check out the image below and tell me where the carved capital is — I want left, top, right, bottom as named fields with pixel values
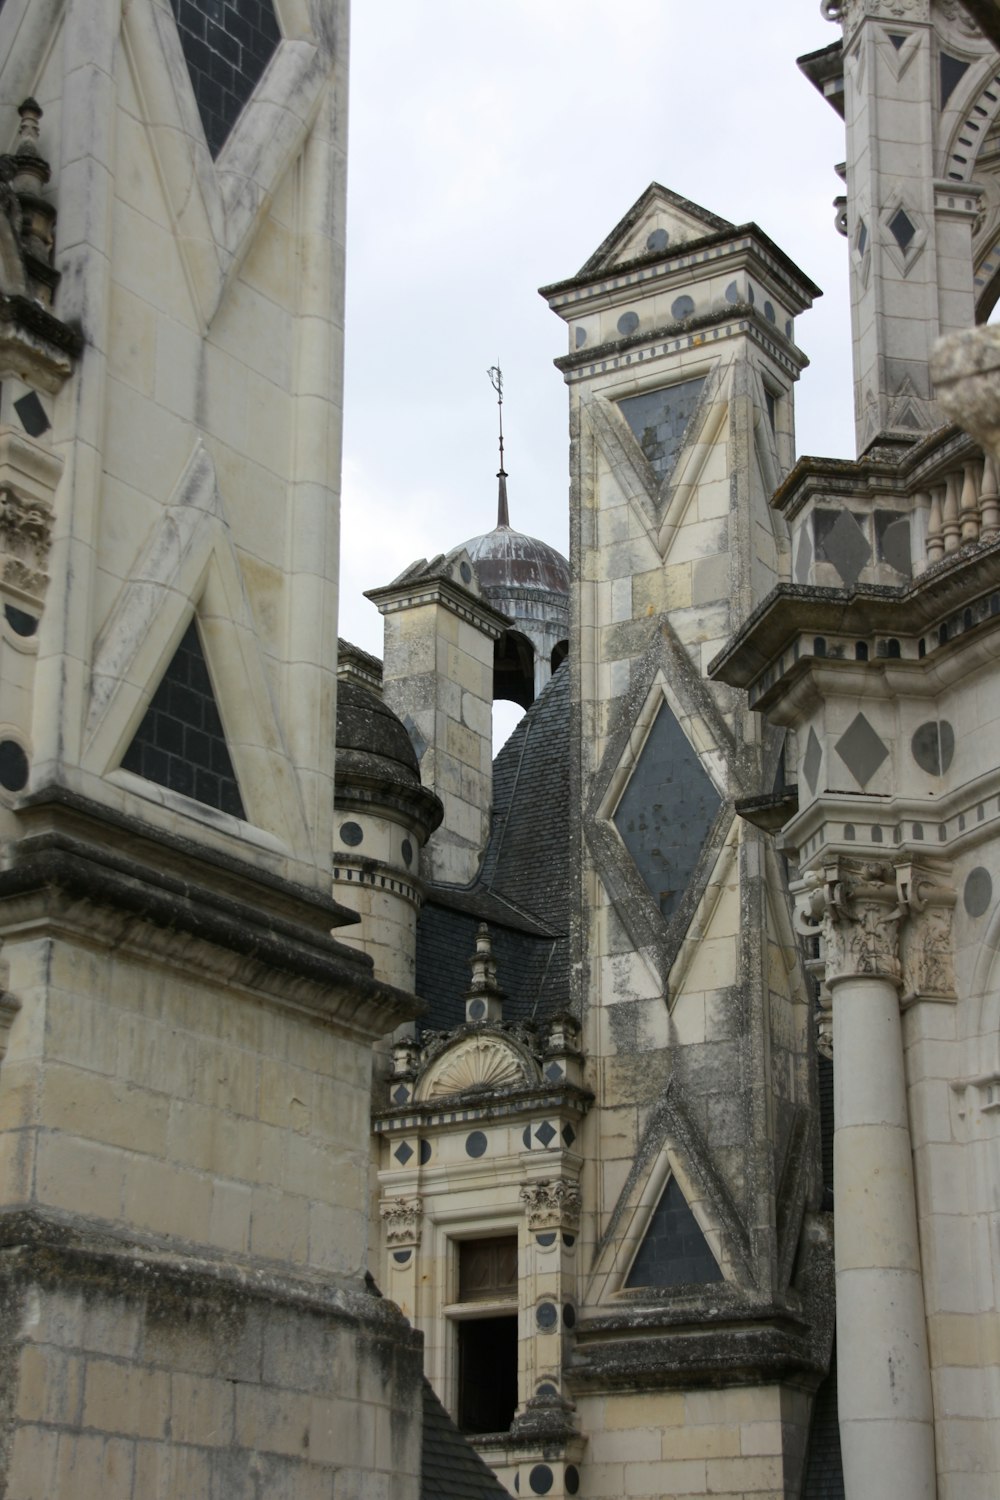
left=795, top=860, right=904, bottom=987
left=520, top=1179, right=582, bottom=1233
left=380, top=1195, right=422, bottom=1248
left=796, top=859, right=956, bottom=1047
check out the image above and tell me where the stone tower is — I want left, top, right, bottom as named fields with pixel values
left=532, top=185, right=833, bottom=1497
left=0, top=3, right=429, bottom=1494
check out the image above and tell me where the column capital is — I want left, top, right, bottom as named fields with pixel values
left=794, top=859, right=955, bottom=1038
left=380, top=1195, right=423, bottom=1249
left=520, top=1180, right=582, bottom=1234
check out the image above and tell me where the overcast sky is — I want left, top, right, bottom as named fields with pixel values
left=339, top=1, right=855, bottom=667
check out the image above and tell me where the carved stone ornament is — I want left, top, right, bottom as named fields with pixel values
left=420, top=1034, right=534, bottom=1100
left=380, top=1196, right=422, bottom=1248
left=795, top=859, right=956, bottom=1046
left=937, top=0, right=982, bottom=38
left=796, top=860, right=904, bottom=987
left=822, top=0, right=929, bottom=29
left=520, top=1179, right=582, bottom=1233
left=0, top=483, right=52, bottom=602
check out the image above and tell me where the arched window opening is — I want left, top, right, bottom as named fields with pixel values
left=493, top=628, right=534, bottom=711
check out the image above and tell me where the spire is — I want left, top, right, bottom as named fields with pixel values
left=488, top=363, right=509, bottom=528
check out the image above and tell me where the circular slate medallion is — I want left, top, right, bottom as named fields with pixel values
left=465, top=1130, right=487, bottom=1159
left=392, top=1250, right=411, bottom=1265
left=536, top=1381, right=557, bottom=1397
left=460, top=561, right=473, bottom=584
left=536, top=1231, right=557, bottom=1247
left=401, top=838, right=413, bottom=867
left=529, top=1464, right=554, bottom=1495
left=575, top=326, right=587, bottom=348
left=764, top=300, right=776, bottom=323
left=646, top=228, right=669, bottom=251
left=617, top=310, right=639, bottom=336
left=419, top=1139, right=432, bottom=1165
left=468, top=998, right=486, bottom=1021
left=964, top=867, right=993, bottom=918
left=725, top=281, right=739, bottom=304
left=562, top=1232, right=576, bottom=1248
left=339, top=820, right=363, bottom=847
left=562, top=1303, right=576, bottom=1329
left=671, top=294, right=695, bottom=319
left=0, top=740, right=28, bottom=792
left=535, top=1301, right=557, bottom=1330
left=911, top=721, right=954, bottom=776
left=4, top=604, right=36, bottom=637
left=566, top=1465, right=580, bottom=1495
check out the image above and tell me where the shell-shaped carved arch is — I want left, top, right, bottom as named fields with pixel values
left=417, top=1034, right=539, bottom=1102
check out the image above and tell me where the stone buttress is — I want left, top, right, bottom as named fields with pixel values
left=536, top=183, right=835, bottom=1500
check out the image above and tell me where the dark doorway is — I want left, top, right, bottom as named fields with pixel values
left=457, top=1315, right=518, bottom=1434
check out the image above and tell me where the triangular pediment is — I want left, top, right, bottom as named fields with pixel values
left=578, top=183, right=733, bottom=277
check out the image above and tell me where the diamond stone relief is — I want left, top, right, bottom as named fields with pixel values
left=803, top=727, right=823, bottom=795
left=835, top=713, right=890, bottom=787
left=814, top=507, right=872, bottom=588
left=613, top=700, right=721, bottom=919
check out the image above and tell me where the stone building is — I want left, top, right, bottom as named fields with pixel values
left=342, top=4, right=1000, bottom=1500
left=0, top=1, right=504, bottom=1496
left=3, top=1, right=1000, bottom=1499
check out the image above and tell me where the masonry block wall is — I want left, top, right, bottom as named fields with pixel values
left=0, top=1, right=426, bottom=1494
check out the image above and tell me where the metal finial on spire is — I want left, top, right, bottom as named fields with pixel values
left=487, top=363, right=509, bottom=528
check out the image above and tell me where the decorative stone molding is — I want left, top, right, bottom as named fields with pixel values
left=795, top=860, right=903, bottom=986
left=520, top=1180, right=582, bottom=1233
left=421, top=1035, right=531, bottom=1100
left=822, top=0, right=930, bottom=31
left=380, top=1196, right=423, bottom=1249
left=938, top=0, right=982, bottom=38
left=0, top=480, right=54, bottom=603
left=795, top=858, right=956, bottom=1042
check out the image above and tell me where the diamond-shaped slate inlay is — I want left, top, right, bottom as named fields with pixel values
left=613, top=700, right=721, bottom=920
left=169, top=0, right=283, bottom=159
left=544, top=1061, right=564, bottom=1083
left=889, top=207, right=917, bottom=252
left=121, top=620, right=245, bottom=819
left=535, top=1120, right=557, bottom=1148
left=814, top=507, right=872, bottom=588
left=835, top=713, right=889, bottom=788
left=392, top=1084, right=410, bottom=1106
left=561, top=1123, right=576, bottom=1148
left=618, top=377, right=706, bottom=488
left=393, top=1141, right=414, bottom=1166
left=625, top=1176, right=722, bottom=1289
left=803, top=727, right=823, bottom=796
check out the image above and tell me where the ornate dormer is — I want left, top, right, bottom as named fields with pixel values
left=374, top=926, right=590, bottom=1498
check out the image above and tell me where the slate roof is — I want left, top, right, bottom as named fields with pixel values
left=801, top=1342, right=845, bottom=1499
left=417, top=662, right=571, bottom=1031
left=421, top=1379, right=509, bottom=1500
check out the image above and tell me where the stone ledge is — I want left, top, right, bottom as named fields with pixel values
left=0, top=799, right=424, bottom=1038
left=0, top=1208, right=422, bottom=1345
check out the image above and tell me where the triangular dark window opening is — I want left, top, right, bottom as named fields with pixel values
left=121, top=620, right=245, bottom=820
left=625, top=1176, right=723, bottom=1288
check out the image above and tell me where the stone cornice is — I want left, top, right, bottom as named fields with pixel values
left=364, top=574, right=509, bottom=639
left=0, top=801, right=424, bottom=1037
left=709, top=537, right=1000, bottom=691
left=539, top=222, right=822, bottom=309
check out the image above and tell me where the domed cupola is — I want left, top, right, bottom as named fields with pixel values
left=447, top=368, right=569, bottom=708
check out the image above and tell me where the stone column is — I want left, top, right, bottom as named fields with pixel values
left=796, top=860, right=936, bottom=1500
